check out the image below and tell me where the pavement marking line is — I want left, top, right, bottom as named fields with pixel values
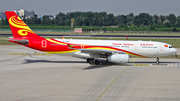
left=133, top=58, right=138, bottom=60
left=96, top=66, right=129, bottom=101
left=0, top=55, right=26, bottom=62
left=134, top=64, right=149, bottom=66
left=152, top=64, right=167, bottom=66
left=8, top=53, right=31, bottom=55
left=129, top=58, right=138, bottom=63
left=177, top=62, right=179, bottom=67
left=8, top=53, right=52, bottom=56
left=1, top=53, right=52, bottom=62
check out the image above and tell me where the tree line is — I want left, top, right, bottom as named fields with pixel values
left=1, top=11, right=180, bottom=31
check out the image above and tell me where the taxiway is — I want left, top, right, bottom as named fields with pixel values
left=0, top=45, right=180, bottom=101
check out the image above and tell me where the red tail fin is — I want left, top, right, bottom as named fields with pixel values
left=5, top=11, right=40, bottom=38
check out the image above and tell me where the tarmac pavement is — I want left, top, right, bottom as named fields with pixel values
left=0, top=45, right=180, bottom=101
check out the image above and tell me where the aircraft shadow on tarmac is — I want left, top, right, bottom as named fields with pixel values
left=83, top=65, right=111, bottom=69
left=129, top=61, right=177, bottom=64
left=23, top=59, right=86, bottom=64
left=23, top=59, right=177, bottom=64
left=23, top=59, right=130, bottom=69
left=83, top=64, right=130, bottom=70
left=23, top=59, right=178, bottom=70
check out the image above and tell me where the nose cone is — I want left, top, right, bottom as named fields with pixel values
left=174, top=48, right=178, bottom=53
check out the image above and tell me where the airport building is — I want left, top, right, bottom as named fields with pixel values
left=41, top=15, right=55, bottom=19
left=0, top=11, right=6, bottom=19
left=18, top=9, right=34, bottom=18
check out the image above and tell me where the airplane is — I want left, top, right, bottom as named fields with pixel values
left=5, top=11, right=177, bottom=65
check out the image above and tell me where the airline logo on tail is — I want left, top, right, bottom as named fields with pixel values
left=5, top=11, right=39, bottom=38
left=9, top=15, right=33, bottom=36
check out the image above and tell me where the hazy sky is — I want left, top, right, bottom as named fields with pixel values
left=1, top=0, right=180, bottom=16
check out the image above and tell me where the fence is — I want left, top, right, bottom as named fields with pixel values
left=106, top=31, right=180, bottom=34
left=83, top=30, right=180, bottom=34
left=1, top=28, right=180, bottom=34
left=0, top=28, right=72, bottom=32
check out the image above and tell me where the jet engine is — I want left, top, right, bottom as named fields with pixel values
left=107, top=54, right=129, bottom=64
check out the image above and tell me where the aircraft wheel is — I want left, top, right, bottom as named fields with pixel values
left=95, top=60, right=100, bottom=65
left=106, top=57, right=109, bottom=62
left=87, top=58, right=94, bottom=63
left=89, top=60, right=94, bottom=65
left=87, top=58, right=91, bottom=63
left=156, top=61, right=160, bottom=64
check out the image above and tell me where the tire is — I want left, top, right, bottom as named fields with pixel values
left=95, top=60, right=100, bottom=65
left=156, top=61, right=159, bottom=64
left=87, top=58, right=91, bottom=63
left=89, top=60, right=94, bottom=65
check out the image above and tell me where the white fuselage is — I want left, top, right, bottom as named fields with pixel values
left=55, top=39, right=177, bottom=58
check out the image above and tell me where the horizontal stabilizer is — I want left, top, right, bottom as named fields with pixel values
left=9, top=38, right=29, bottom=45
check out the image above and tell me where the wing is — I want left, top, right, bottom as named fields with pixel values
left=80, top=49, right=125, bottom=54
left=67, top=44, right=125, bottom=58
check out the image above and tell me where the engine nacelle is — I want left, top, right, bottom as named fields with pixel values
left=107, top=54, right=129, bottom=64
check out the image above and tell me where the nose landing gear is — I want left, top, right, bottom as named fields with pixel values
left=156, top=57, right=160, bottom=64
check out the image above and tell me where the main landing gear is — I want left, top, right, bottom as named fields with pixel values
left=156, top=57, right=160, bottom=64
left=87, top=58, right=100, bottom=65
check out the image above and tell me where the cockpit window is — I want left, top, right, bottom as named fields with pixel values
left=169, top=46, right=173, bottom=48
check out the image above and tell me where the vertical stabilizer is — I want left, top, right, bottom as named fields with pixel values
left=5, top=11, right=40, bottom=38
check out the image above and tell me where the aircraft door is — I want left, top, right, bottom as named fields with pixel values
left=42, top=40, right=47, bottom=48
left=160, top=44, right=164, bottom=51
left=134, top=43, right=139, bottom=50
left=81, top=44, right=84, bottom=49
